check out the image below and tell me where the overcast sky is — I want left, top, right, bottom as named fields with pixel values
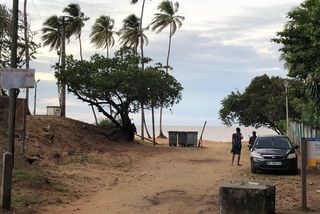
left=3, top=0, right=304, bottom=126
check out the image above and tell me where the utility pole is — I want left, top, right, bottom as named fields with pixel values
left=33, top=79, right=40, bottom=115
left=60, top=16, right=66, bottom=117
left=2, top=0, right=19, bottom=209
left=284, top=80, right=289, bottom=135
left=21, top=0, right=29, bottom=155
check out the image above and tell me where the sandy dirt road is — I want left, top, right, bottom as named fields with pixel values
left=41, top=140, right=319, bottom=214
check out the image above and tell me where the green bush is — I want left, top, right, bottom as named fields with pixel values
left=97, top=118, right=121, bottom=128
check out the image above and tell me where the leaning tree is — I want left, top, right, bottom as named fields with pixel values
left=56, top=47, right=183, bottom=139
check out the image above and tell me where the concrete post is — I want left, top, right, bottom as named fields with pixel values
left=1, top=152, right=13, bottom=209
left=220, top=179, right=275, bottom=214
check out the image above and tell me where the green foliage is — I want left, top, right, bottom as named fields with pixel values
left=150, top=1, right=185, bottom=36
left=272, top=0, right=320, bottom=114
left=119, top=14, right=148, bottom=50
left=90, top=15, right=116, bottom=57
left=97, top=118, right=118, bottom=128
left=219, top=75, right=301, bottom=134
left=0, top=3, right=40, bottom=68
left=13, top=167, right=49, bottom=187
left=56, top=47, right=183, bottom=134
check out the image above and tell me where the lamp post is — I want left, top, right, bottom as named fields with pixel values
left=284, top=80, right=289, bottom=135
left=33, top=79, right=40, bottom=115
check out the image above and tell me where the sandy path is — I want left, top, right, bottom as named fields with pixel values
left=43, top=141, right=241, bottom=213
left=42, top=141, right=319, bottom=214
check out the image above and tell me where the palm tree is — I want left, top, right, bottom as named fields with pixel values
left=63, top=3, right=89, bottom=60
left=41, top=15, right=61, bottom=51
left=119, top=14, right=151, bottom=139
left=119, top=14, right=148, bottom=52
left=150, top=0, right=184, bottom=72
left=42, top=15, right=67, bottom=116
left=90, top=15, right=116, bottom=58
left=90, top=15, right=116, bottom=120
left=150, top=0, right=185, bottom=138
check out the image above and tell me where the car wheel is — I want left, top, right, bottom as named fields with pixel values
left=251, top=164, right=257, bottom=173
left=290, top=168, right=298, bottom=175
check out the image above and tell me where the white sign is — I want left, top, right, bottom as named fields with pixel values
left=306, top=138, right=320, bottom=166
left=0, top=68, right=35, bottom=89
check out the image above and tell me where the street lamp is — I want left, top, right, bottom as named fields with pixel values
left=33, top=79, right=40, bottom=115
left=284, top=80, right=289, bottom=135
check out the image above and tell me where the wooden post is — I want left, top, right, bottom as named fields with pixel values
left=197, top=121, right=207, bottom=147
left=301, top=138, right=307, bottom=210
left=1, top=152, right=13, bottom=209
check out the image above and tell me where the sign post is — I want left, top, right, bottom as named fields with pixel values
left=301, top=138, right=307, bottom=210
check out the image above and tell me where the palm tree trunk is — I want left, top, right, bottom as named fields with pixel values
left=79, top=33, right=83, bottom=60
left=79, top=32, right=97, bottom=124
left=107, top=46, right=113, bottom=116
left=158, top=24, right=173, bottom=138
left=143, top=110, right=151, bottom=138
left=152, top=104, right=155, bottom=145
left=60, top=16, right=66, bottom=117
left=165, top=24, right=173, bottom=73
left=141, top=102, right=144, bottom=140
left=138, top=0, right=152, bottom=139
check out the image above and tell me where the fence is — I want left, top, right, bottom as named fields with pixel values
left=288, top=121, right=320, bottom=145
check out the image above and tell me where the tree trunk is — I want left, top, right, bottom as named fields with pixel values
left=158, top=24, right=173, bottom=138
left=60, top=17, right=66, bottom=117
left=79, top=33, right=83, bottom=60
left=140, top=102, right=144, bottom=140
left=138, top=0, right=152, bottom=139
left=143, top=109, right=151, bottom=138
left=152, top=105, right=155, bottom=145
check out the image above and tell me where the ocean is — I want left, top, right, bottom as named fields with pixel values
left=137, top=126, right=277, bottom=142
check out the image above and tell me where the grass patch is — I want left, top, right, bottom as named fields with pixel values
left=13, top=168, right=49, bottom=187
left=12, top=195, right=40, bottom=206
left=13, top=195, right=64, bottom=206
left=67, top=153, right=102, bottom=165
left=112, top=163, right=128, bottom=168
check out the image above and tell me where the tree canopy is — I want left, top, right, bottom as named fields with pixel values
left=272, top=0, right=320, bottom=114
left=56, top=47, right=183, bottom=134
left=219, top=75, right=301, bottom=134
left=0, top=3, right=39, bottom=68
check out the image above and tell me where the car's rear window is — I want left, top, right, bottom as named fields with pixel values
left=254, top=137, right=291, bottom=149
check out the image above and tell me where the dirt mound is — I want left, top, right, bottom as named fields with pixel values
left=0, top=115, right=142, bottom=213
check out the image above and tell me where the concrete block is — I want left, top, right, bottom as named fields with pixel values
left=220, top=179, right=275, bottom=214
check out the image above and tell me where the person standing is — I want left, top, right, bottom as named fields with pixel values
left=249, top=131, right=257, bottom=147
left=231, top=127, right=243, bottom=166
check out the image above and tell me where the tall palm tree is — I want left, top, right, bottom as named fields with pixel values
left=41, top=15, right=61, bottom=51
left=63, top=3, right=89, bottom=60
left=90, top=15, right=116, bottom=120
left=119, top=14, right=151, bottom=138
left=150, top=0, right=184, bottom=72
left=150, top=0, right=185, bottom=138
left=90, top=15, right=116, bottom=58
left=119, top=14, right=148, bottom=52
left=42, top=15, right=67, bottom=116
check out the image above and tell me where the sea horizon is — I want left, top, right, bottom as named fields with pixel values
left=136, top=125, right=277, bottom=142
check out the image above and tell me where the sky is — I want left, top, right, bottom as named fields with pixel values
left=3, top=0, right=304, bottom=126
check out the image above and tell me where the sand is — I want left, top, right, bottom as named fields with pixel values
left=39, top=139, right=320, bottom=214
left=1, top=116, right=318, bottom=214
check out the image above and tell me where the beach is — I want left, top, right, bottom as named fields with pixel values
left=40, top=139, right=319, bottom=214
left=1, top=116, right=318, bottom=214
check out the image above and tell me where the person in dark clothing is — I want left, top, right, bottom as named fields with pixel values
left=231, top=127, right=243, bottom=166
left=248, top=131, right=257, bottom=147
